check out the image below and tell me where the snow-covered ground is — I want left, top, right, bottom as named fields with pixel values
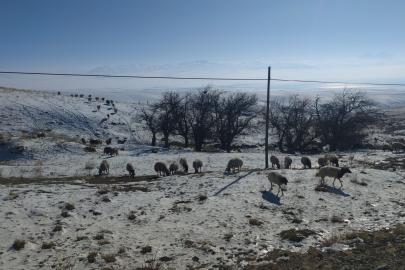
left=0, top=87, right=405, bottom=269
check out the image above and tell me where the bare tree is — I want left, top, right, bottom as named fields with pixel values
left=173, top=91, right=192, bottom=147
left=314, top=88, right=382, bottom=151
left=267, top=94, right=318, bottom=152
left=214, top=92, right=259, bottom=152
left=135, top=105, right=159, bottom=146
left=187, top=85, right=222, bottom=151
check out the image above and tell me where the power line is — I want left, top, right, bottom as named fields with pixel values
left=1, top=71, right=405, bottom=86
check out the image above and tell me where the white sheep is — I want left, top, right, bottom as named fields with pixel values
left=270, top=155, right=280, bottom=169
left=382, top=143, right=392, bottom=152
left=392, top=142, right=405, bottom=152
left=226, top=157, right=243, bottom=173
left=284, top=156, right=292, bottom=169
left=318, top=155, right=329, bottom=168
left=169, top=161, right=179, bottom=175
left=193, top=159, right=203, bottom=173
left=318, top=166, right=352, bottom=187
left=154, top=161, right=170, bottom=176
left=126, top=162, right=135, bottom=178
left=179, top=157, right=188, bottom=172
left=328, top=154, right=339, bottom=167
left=99, top=160, right=110, bottom=175
left=205, top=144, right=216, bottom=152
left=301, top=156, right=311, bottom=169
left=109, top=147, right=119, bottom=156
left=267, top=171, right=288, bottom=196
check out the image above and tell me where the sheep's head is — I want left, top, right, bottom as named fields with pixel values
left=281, top=177, right=288, bottom=186
left=225, top=167, right=230, bottom=173
left=338, top=168, right=352, bottom=178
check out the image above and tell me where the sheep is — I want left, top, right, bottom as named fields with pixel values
left=193, top=159, right=203, bottom=173
left=99, top=160, right=110, bottom=175
left=169, top=161, right=179, bottom=175
left=392, top=142, right=405, bottom=152
left=114, top=108, right=118, bottom=114
left=81, top=138, right=87, bottom=144
left=74, top=94, right=78, bottom=97
left=88, top=95, right=91, bottom=98
left=79, top=94, right=84, bottom=97
left=226, top=157, right=243, bottom=173
left=117, top=139, right=126, bottom=144
left=106, top=138, right=112, bottom=145
left=205, top=144, right=216, bottom=152
left=58, top=92, right=61, bottom=95
left=95, top=97, right=99, bottom=101
left=267, top=171, right=288, bottom=196
left=266, top=144, right=278, bottom=152
left=270, top=155, right=280, bottom=169
left=382, top=143, right=392, bottom=152
left=284, top=156, right=292, bottom=169
left=126, top=162, right=135, bottom=178
left=237, top=148, right=243, bottom=153
left=103, top=146, right=112, bottom=155
left=109, top=147, right=119, bottom=156
left=364, top=143, right=375, bottom=149
left=101, top=98, right=105, bottom=101
left=301, top=156, right=311, bottom=169
left=107, top=114, right=110, bottom=119
left=112, top=103, right=115, bottom=108
left=70, top=94, right=73, bottom=97
left=179, top=157, right=188, bottom=172
left=318, top=166, right=352, bottom=187
left=88, top=97, right=92, bottom=102
left=97, top=105, right=101, bottom=111
left=106, top=100, right=110, bottom=104
left=328, top=154, right=339, bottom=167
left=318, top=155, right=329, bottom=168
left=154, top=161, right=170, bottom=176
left=90, top=138, right=102, bottom=147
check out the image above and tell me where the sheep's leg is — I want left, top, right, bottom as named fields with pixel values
left=279, top=185, right=283, bottom=196
left=270, top=182, right=273, bottom=191
left=332, top=178, right=336, bottom=187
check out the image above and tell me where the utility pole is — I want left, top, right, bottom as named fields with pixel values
left=265, top=66, right=271, bottom=168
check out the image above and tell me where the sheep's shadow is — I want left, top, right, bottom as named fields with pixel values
left=92, top=110, right=98, bottom=113
left=325, top=185, right=350, bottom=197
left=213, top=171, right=253, bottom=196
left=261, top=191, right=281, bottom=205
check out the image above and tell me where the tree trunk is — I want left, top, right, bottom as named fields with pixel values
left=184, top=136, right=189, bottom=148
left=152, top=133, right=156, bottom=146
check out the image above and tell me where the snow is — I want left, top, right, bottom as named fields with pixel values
left=0, top=87, right=405, bottom=269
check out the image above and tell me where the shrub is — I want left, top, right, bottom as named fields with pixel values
left=42, top=242, right=55, bottom=249
left=65, top=203, right=75, bottom=210
left=87, top=251, right=98, bottom=263
left=141, top=245, right=152, bottom=254
left=12, top=239, right=26, bottom=250
left=53, top=225, right=62, bottom=232
left=249, top=218, right=263, bottom=226
left=101, top=253, right=116, bottom=263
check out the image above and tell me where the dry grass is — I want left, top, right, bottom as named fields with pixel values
left=99, top=229, right=113, bottom=234
left=314, top=185, right=328, bottom=192
left=320, top=231, right=342, bottom=247
left=249, top=218, right=263, bottom=226
left=53, top=225, right=62, bottom=232
left=65, top=203, right=75, bottom=210
left=102, top=196, right=111, bottom=202
left=101, top=253, right=116, bottom=263
left=85, top=161, right=96, bottom=170
left=128, top=211, right=136, bottom=220
left=224, top=232, right=234, bottom=241
left=42, top=241, right=55, bottom=249
left=9, top=190, right=19, bottom=200
left=199, top=194, right=207, bottom=200
left=61, top=211, right=69, bottom=218
left=76, top=235, right=88, bottom=241
left=98, top=240, right=110, bottom=245
left=141, top=245, right=152, bottom=254
left=12, top=239, right=26, bottom=250
left=279, top=229, right=316, bottom=242
left=291, top=217, right=303, bottom=224
left=87, top=251, right=98, bottom=263
left=118, top=246, right=126, bottom=254
left=330, top=214, right=344, bottom=223
left=94, top=234, right=104, bottom=240
left=97, top=187, right=110, bottom=194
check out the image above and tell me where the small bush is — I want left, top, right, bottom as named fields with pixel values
left=61, top=211, right=69, bottom=218
left=12, top=239, right=26, bottom=250
left=224, top=233, right=234, bottom=241
left=141, top=245, right=152, bottom=254
left=102, top=196, right=111, bottom=202
left=85, top=161, right=96, bottom=170
left=94, top=234, right=104, bottom=240
left=279, top=229, right=316, bottom=242
left=199, top=194, right=208, bottom=200
left=9, top=190, right=19, bottom=200
left=87, top=251, right=98, bottom=263
left=65, top=203, right=75, bottom=210
left=330, top=214, right=344, bottom=223
left=97, top=188, right=109, bottom=194
left=53, top=225, right=62, bottom=232
left=42, top=241, right=55, bottom=249
left=249, top=218, right=263, bottom=226
left=99, top=229, right=113, bottom=234
left=314, top=185, right=328, bottom=192
left=76, top=235, right=88, bottom=241
left=292, top=217, right=303, bottom=224
left=128, top=211, right=136, bottom=220
left=98, top=240, right=110, bottom=245
left=118, top=246, right=126, bottom=254
left=320, top=231, right=342, bottom=247
left=101, top=253, right=116, bottom=263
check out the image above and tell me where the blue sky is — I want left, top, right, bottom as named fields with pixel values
left=0, top=0, right=404, bottom=92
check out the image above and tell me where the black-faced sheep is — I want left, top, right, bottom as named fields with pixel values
left=226, top=157, right=243, bottom=173
left=179, top=157, right=188, bottom=172
left=81, top=138, right=87, bottom=144
left=318, top=155, right=329, bottom=168
left=205, top=144, right=216, bottom=152
left=284, top=156, right=292, bottom=169
left=301, top=156, right=311, bottom=169
left=103, top=147, right=112, bottom=155
left=328, top=154, right=339, bottom=167
left=193, top=159, right=203, bottom=173
left=382, top=143, right=392, bottom=152
left=270, top=155, right=280, bottom=169
left=90, top=138, right=102, bottom=147
left=392, top=142, right=405, bottom=152
left=169, top=161, right=179, bottom=175
left=126, top=162, right=135, bottom=178
left=318, top=166, right=352, bottom=187
left=267, top=171, right=288, bottom=196
left=99, top=160, right=110, bottom=175
left=154, top=162, right=170, bottom=176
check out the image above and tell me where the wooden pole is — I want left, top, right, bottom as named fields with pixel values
left=265, top=66, right=271, bottom=168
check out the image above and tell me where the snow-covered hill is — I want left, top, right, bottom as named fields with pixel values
left=0, top=87, right=405, bottom=269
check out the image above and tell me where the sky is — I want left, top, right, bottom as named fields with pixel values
left=0, top=0, right=404, bottom=95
